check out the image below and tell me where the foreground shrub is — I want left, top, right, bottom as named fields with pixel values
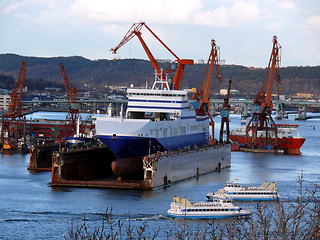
left=65, top=174, right=319, bottom=240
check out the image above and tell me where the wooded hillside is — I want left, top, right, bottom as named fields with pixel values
left=0, top=54, right=319, bottom=96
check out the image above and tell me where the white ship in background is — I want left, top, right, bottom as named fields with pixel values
left=206, top=178, right=279, bottom=201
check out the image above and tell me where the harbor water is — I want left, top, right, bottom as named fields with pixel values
left=0, top=113, right=319, bottom=239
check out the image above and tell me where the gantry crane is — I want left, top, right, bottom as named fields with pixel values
left=219, top=79, right=232, bottom=143
left=111, top=22, right=193, bottom=90
left=56, top=63, right=82, bottom=142
left=1, top=62, right=27, bottom=151
left=245, top=36, right=282, bottom=146
left=192, top=39, right=223, bottom=143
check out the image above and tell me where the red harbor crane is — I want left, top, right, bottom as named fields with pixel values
left=111, top=22, right=193, bottom=90
left=219, top=79, right=232, bottom=143
left=245, top=36, right=282, bottom=146
left=56, top=63, right=82, bottom=142
left=192, top=39, right=223, bottom=143
left=1, top=62, right=27, bottom=151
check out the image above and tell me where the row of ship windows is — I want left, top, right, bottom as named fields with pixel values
left=230, top=192, right=275, bottom=195
left=225, top=184, right=241, bottom=187
left=138, top=126, right=207, bottom=138
left=129, top=100, right=188, bottom=103
left=128, top=93, right=186, bottom=97
left=183, top=208, right=234, bottom=212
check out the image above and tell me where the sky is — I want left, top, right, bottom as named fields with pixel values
left=1, top=0, right=320, bottom=67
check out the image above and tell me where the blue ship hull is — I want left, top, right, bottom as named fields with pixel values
left=97, top=132, right=208, bottom=159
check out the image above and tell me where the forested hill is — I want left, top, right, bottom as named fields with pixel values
left=0, top=53, right=319, bottom=96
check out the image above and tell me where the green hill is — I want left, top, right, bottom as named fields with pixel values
left=0, top=53, right=319, bottom=96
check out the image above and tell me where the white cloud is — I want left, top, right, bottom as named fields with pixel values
left=3, top=1, right=28, bottom=14
left=70, top=0, right=202, bottom=24
left=266, top=22, right=281, bottom=30
left=194, top=1, right=261, bottom=26
left=306, top=15, right=320, bottom=29
left=278, top=1, right=298, bottom=11
left=70, top=0, right=261, bottom=27
left=3, top=0, right=67, bottom=23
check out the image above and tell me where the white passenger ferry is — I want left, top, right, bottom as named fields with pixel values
left=206, top=178, right=279, bottom=201
left=167, top=196, right=251, bottom=219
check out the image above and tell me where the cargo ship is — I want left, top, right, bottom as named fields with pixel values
left=95, top=75, right=230, bottom=178
left=230, top=123, right=305, bottom=155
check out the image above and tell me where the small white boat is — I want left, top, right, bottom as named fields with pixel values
left=167, top=196, right=251, bottom=219
left=206, top=178, right=279, bottom=201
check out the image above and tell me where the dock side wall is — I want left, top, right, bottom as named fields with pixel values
left=152, top=144, right=231, bottom=188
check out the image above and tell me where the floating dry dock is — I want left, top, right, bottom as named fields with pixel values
left=28, top=142, right=60, bottom=171
left=50, top=143, right=231, bottom=190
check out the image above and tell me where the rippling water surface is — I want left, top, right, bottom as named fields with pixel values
left=0, top=114, right=319, bottom=239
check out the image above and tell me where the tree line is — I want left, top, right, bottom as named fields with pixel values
left=0, top=54, right=319, bottom=96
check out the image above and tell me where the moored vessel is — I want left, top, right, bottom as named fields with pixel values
left=230, top=124, right=305, bottom=155
left=167, top=196, right=251, bottom=219
left=94, top=27, right=230, bottom=184
left=95, top=75, right=215, bottom=178
left=206, top=178, right=279, bottom=201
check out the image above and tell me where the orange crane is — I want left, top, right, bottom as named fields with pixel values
left=111, top=22, right=193, bottom=90
left=56, top=63, right=82, bottom=142
left=192, top=39, right=222, bottom=116
left=6, top=62, right=27, bottom=117
left=1, top=62, right=27, bottom=151
left=253, top=35, right=281, bottom=115
left=219, top=79, right=232, bottom=143
left=192, top=39, right=223, bottom=144
left=246, top=36, right=282, bottom=146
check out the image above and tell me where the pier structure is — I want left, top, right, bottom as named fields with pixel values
left=242, top=102, right=249, bottom=119
left=21, top=99, right=320, bottom=120
left=275, top=102, right=287, bottom=119
left=295, top=104, right=307, bottom=120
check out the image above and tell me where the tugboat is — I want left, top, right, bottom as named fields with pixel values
left=167, top=196, right=251, bottom=219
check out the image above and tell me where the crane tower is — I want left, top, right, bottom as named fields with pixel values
left=0, top=62, right=27, bottom=152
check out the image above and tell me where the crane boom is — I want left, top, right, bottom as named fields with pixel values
left=192, top=39, right=222, bottom=114
left=1, top=61, right=27, bottom=151
left=244, top=36, right=282, bottom=147
left=111, top=22, right=193, bottom=89
left=60, top=63, right=78, bottom=108
left=111, top=22, right=163, bottom=81
left=6, top=61, right=26, bottom=117
left=254, top=36, right=281, bottom=114
left=57, top=63, right=81, bottom=142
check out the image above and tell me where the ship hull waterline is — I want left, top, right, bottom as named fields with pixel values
left=230, top=135, right=305, bottom=155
